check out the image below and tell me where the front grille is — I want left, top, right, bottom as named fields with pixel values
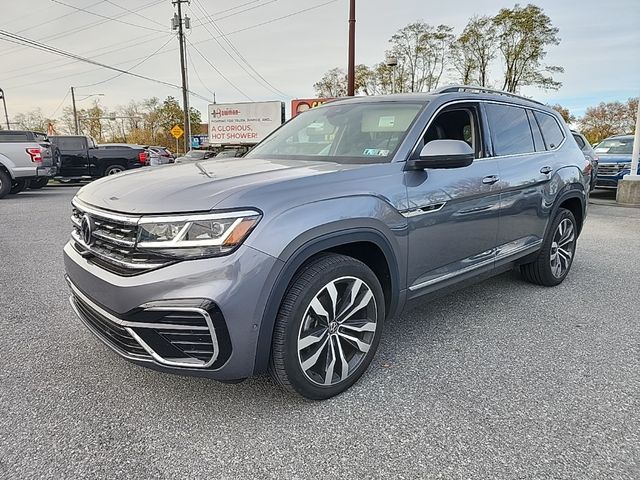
left=68, top=279, right=228, bottom=369
left=598, top=163, right=626, bottom=176
left=72, top=294, right=151, bottom=359
left=71, top=202, right=173, bottom=275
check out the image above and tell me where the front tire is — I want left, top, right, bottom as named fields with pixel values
left=0, top=170, right=11, bottom=199
left=269, top=253, right=385, bottom=400
left=9, top=178, right=29, bottom=194
left=520, top=208, right=577, bottom=286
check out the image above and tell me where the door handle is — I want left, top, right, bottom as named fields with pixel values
left=482, top=175, right=499, bottom=185
left=540, top=166, right=552, bottom=174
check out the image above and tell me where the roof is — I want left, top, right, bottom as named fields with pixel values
left=322, top=85, right=549, bottom=111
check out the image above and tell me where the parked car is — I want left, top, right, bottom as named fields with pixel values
left=214, top=147, right=249, bottom=159
left=0, top=130, right=57, bottom=198
left=174, top=149, right=216, bottom=163
left=571, top=130, right=598, bottom=192
left=147, top=146, right=174, bottom=165
left=49, top=136, right=148, bottom=180
left=65, top=86, right=589, bottom=399
left=593, top=135, right=638, bottom=189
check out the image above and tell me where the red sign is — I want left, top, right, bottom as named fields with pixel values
left=291, top=98, right=334, bottom=117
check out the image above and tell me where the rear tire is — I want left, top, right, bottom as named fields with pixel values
left=29, top=177, right=49, bottom=189
left=0, top=170, right=11, bottom=199
left=9, top=178, right=29, bottom=194
left=520, top=208, right=577, bottom=286
left=104, top=165, right=125, bottom=176
left=269, top=253, right=385, bottom=400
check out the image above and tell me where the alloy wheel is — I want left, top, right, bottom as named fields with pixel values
left=297, top=276, right=378, bottom=386
left=550, top=218, right=575, bottom=278
left=107, top=167, right=123, bottom=175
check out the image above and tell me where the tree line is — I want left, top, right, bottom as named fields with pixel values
left=8, top=96, right=203, bottom=153
left=314, top=4, right=562, bottom=97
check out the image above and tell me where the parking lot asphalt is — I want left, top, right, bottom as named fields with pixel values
left=1, top=186, right=638, bottom=479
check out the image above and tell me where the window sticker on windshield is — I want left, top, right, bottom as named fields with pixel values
left=378, top=116, right=396, bottom=128
left=363, top=148, right=390, bottom=156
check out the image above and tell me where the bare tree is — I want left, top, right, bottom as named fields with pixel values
left=459, top=16, right=497, bottom=87
left=494, top=4, right=563, bottom=92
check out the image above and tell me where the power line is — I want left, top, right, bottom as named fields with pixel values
left=1, top=32, right=171, bottom=80
left=50, top=89, right=71, bottom=118
left=186, top=38, right=253, bottom=101
left=191, top=0, right=289, bottom=98
left=104, top=0, right=166, bottom=28
left=1, top=2, right=338, bottom=93
left=4, top=0, right=165, bottom=56
left=50, top=0, right=167, bottom=33
left=0, top=29, right=213, bottom=103
left=77, top=36, right=176, bottom=88
left=187, top=48, right=217, bottom=100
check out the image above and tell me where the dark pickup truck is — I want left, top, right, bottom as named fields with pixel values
left=49, top=135, right=148, bottom=179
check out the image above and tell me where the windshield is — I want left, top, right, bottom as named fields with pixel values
left=246, top=101, right=425, bottom=163
left=595, top=138, right=634, bottom=155
left=185, top=150, right=206, bottom=158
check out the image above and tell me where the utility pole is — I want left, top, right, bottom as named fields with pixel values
left=71, top=86, right=79, bottom=134
left=172, top=0, right=191, bottom=153
left=347, top=0, right=356, bottom=96
left=0, top=87, right=10, bottom=130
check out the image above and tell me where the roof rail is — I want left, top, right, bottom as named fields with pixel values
left=434, top=85, right=544, bottom=105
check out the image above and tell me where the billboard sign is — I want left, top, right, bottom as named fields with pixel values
left=208, top=101, right=284, bottom=145
left=291, top=98, right=334, bottom=117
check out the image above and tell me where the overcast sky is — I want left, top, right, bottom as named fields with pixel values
left=1, top=0, right=638, bottom=123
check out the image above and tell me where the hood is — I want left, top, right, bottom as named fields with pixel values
left=596, top=154, right=631, bottom=163
left=75, top=157, right=351, bottom=214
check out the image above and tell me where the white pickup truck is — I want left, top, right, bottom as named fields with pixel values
left=0, top=130, right=57, bottom=199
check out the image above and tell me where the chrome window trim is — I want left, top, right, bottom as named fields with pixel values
left=68, top=279, right=220, bottom=368
left=483, top=100, right=567, bottom=156
left=406, top=98, right=566, bottom=164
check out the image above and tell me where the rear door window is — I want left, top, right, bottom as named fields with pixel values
left=485, top=103, right=534, bottom=156
left=533, top=111, right=565, bottom=150
left=55, top=137, right=87, bottom=151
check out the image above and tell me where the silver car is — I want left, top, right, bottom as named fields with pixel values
left=65, top=87, right=590, bottom=399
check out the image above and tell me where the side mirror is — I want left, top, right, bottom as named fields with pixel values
left=407, top=139, right=475, bottom=170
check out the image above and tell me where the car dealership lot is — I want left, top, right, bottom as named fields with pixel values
left=1, top=187, right=638, bottom=479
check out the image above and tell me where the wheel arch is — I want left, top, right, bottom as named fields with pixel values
left=549, top=184, right=586, bottom=236
left=252, top=228, right=402, bottom=375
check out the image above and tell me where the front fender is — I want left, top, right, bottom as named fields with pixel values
left=248, top=195, right=409, bottom=374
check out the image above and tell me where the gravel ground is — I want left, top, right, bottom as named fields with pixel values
left=0, top=186, right=638, bottom=479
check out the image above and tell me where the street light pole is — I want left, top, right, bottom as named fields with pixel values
left=71, top=86, right=79, bottom=134
left=0, top=88, right=11, bottom=130
left=347, top=0, right=356, bottom=96
left=386, top=56, right=398, bottom=94
left=628, top=99, right=640, bottom=180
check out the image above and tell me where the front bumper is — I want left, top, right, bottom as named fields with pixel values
left=64, top=241, right=282, bottom=380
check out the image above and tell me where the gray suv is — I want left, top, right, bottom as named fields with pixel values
left=64, top=86, right=589, bottom=399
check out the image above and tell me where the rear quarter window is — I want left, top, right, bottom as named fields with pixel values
left=485, top=103, right=535, bottom=156
left=534, top=111, right=565, bottom=150
left=0, top=133, right=29, bottom=142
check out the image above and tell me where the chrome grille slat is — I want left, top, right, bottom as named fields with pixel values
left=598, top=163, right=626, bottom=176
left=70, top=200, right=172, bottom=275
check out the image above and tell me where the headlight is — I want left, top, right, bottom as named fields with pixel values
left=137, top=210, right=261, bottom=259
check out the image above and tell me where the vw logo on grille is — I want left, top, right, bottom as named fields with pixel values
left=80, top=214, right=94, bottom=245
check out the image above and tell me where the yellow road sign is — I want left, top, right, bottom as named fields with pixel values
left=170, top=124, right=184, bottom=139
